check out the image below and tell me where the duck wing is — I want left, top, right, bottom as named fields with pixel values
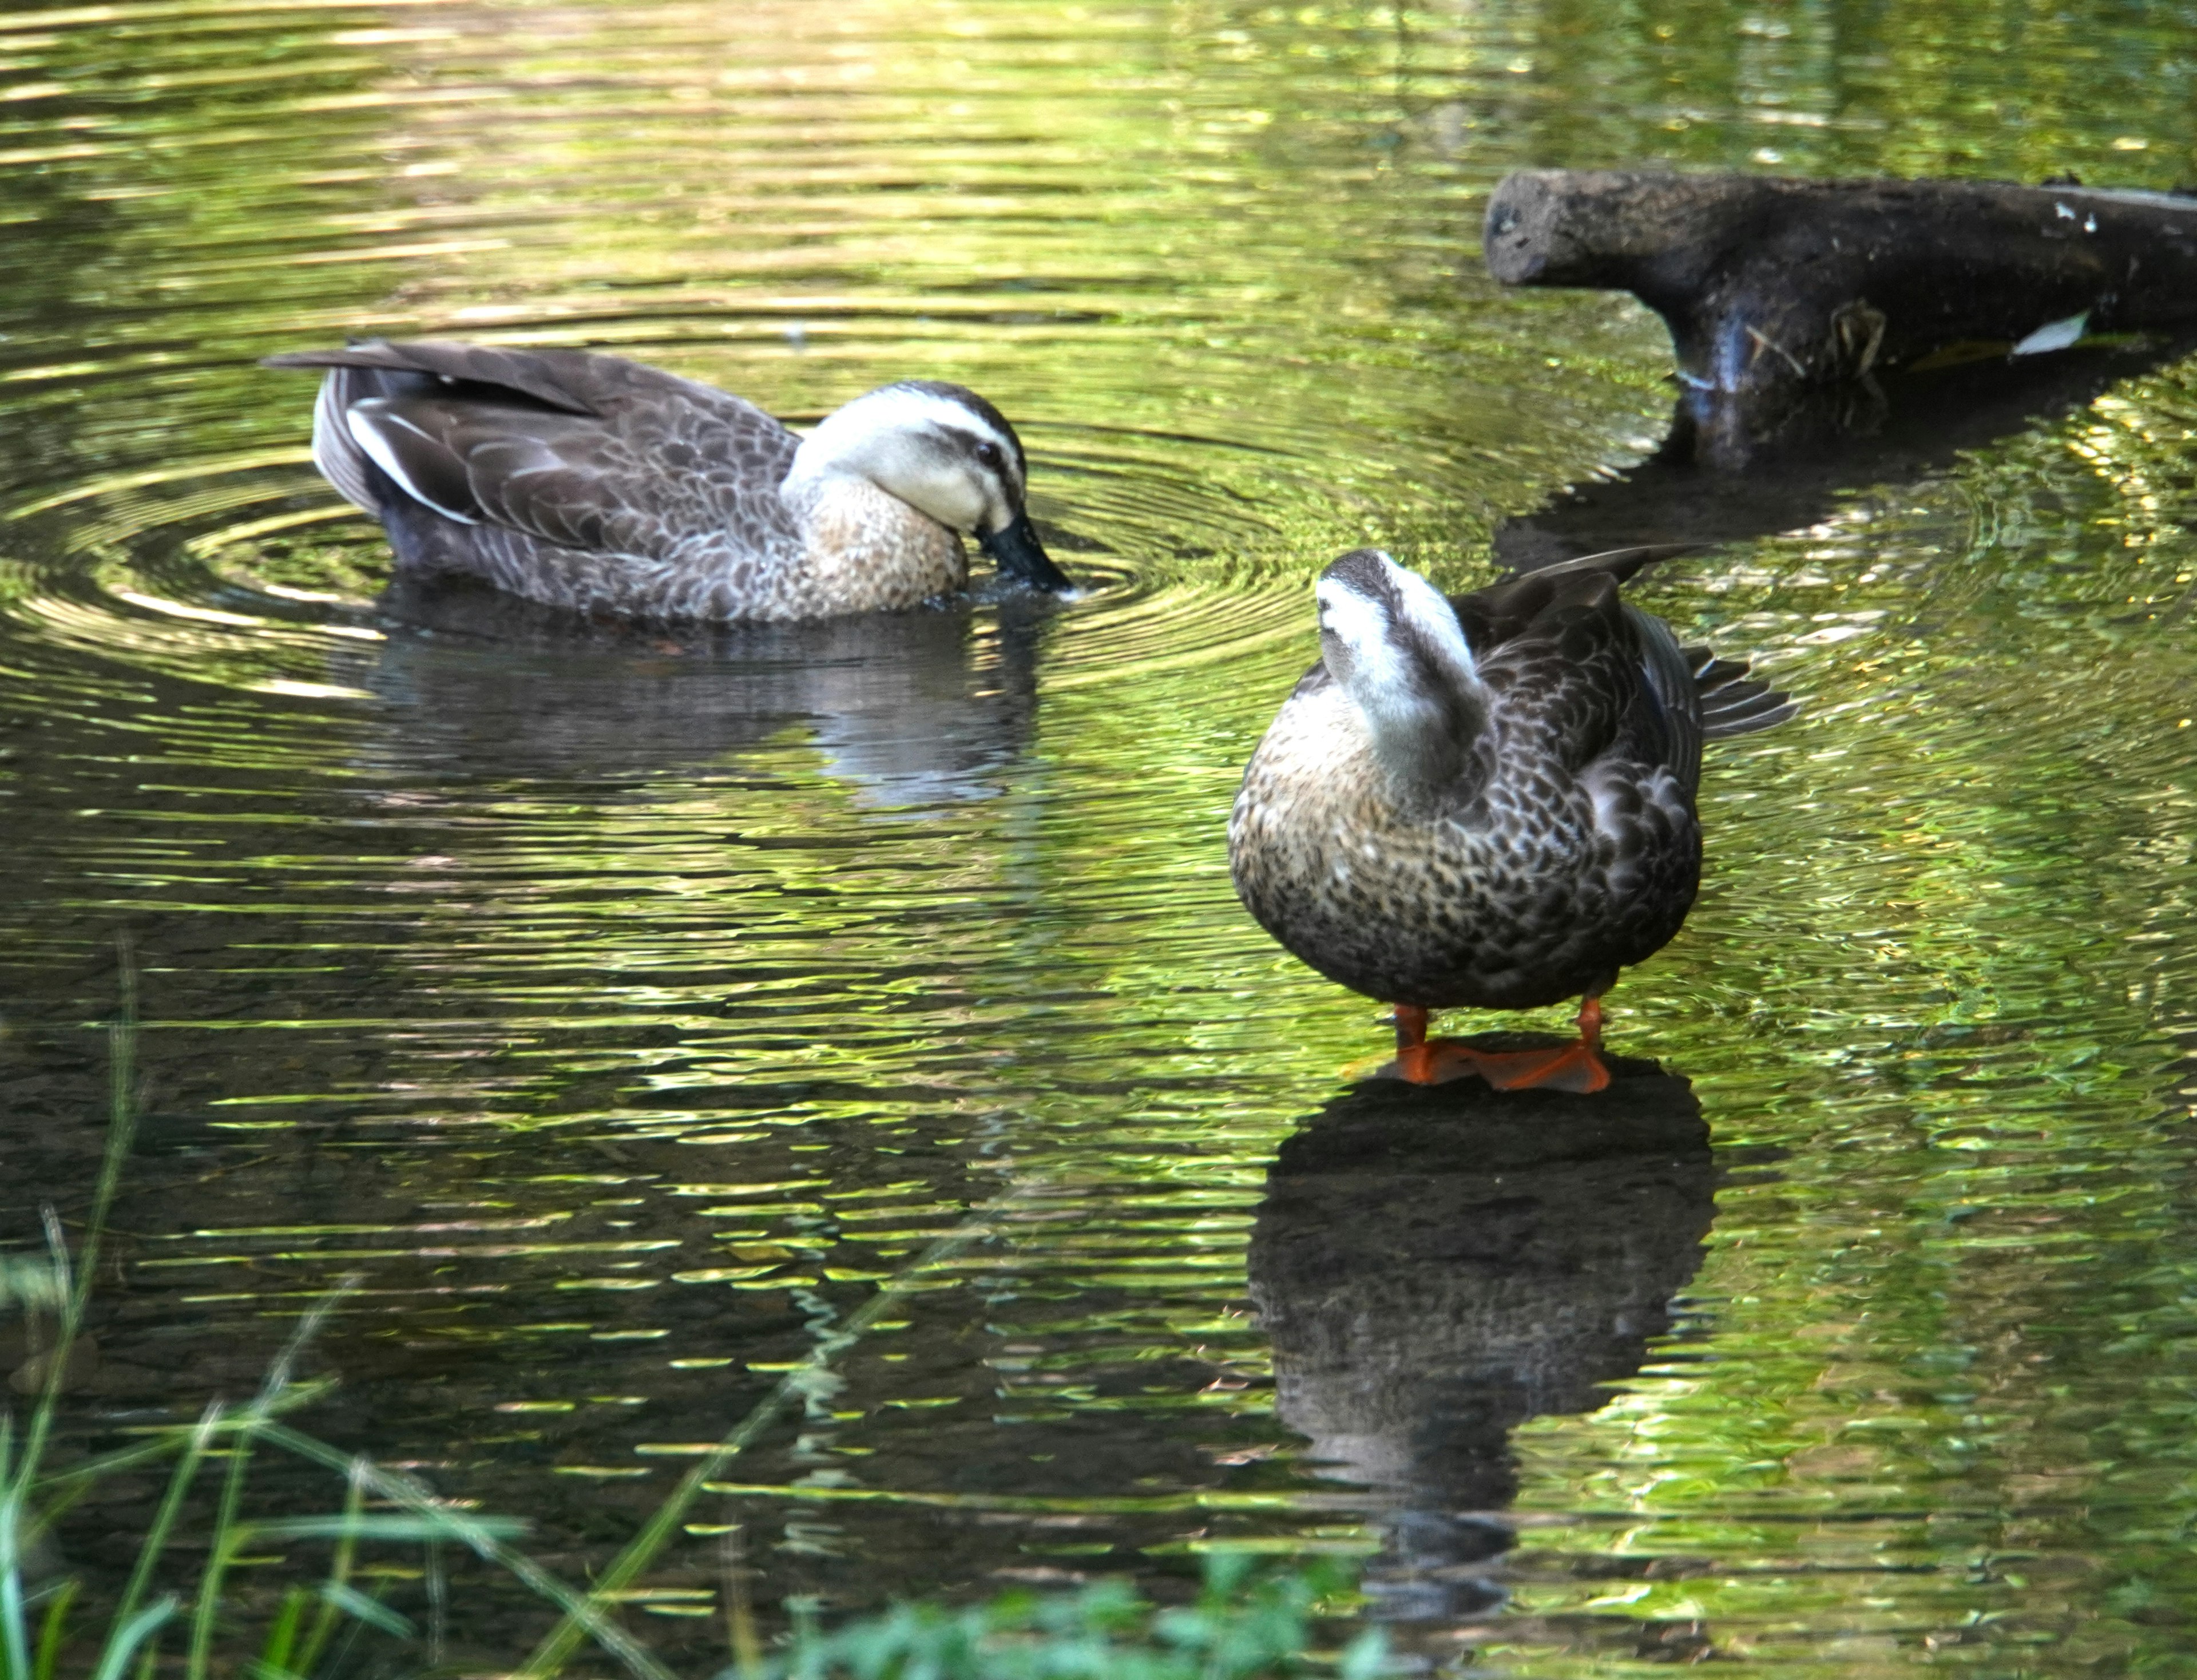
left=1453, top=544, right=1797, bottom=793
left=263, top=340, right=804, bottom=558
left=1452, top=548, right=1700, bottom=787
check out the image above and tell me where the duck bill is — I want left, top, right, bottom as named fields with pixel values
left=978, top=510, right=1072, bottom=592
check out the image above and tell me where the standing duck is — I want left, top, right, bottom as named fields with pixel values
left=1229, top=546, right=1794, bottom=1093
left=264, top=340, right=1072, bottom=621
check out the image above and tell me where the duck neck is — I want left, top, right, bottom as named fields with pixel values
left=1355, top=682, right=1488, bottom=809
left=778, top=469, right=968, bottom=611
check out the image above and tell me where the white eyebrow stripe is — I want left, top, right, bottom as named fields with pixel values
left=862, top=387, right=1014, bottom=453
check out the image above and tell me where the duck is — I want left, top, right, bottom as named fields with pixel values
left=263, top=339, right=1072, bottom=621
left=1228, top=546, right=1795, bottom=1093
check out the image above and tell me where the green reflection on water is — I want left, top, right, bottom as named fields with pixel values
left=0, top=0, right=2192, bottom=1674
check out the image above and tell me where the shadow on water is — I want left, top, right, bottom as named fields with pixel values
left=359, top=576, right=1056, bottom=803
left=1494, top=335, right=2197, bottom=567
left=1250, top=1050, right=1715, bottom=1624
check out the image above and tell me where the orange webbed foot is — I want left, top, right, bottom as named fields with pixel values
left=1361, top=996, right=1614, bottom=1093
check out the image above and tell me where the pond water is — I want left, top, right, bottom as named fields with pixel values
left=3, top=0, right=2196, bottom=1673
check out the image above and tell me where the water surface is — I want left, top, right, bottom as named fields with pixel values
left=2, top=1, right=2196, bottom=1673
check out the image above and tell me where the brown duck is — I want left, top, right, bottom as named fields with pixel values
left=1229, top=546, right=1794, bottom=1092
left=264, top=339, right=1071, bottom=620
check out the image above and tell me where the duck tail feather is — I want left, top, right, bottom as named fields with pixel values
left=1700, top=680, right=1799, bottom=739
left=305, top=364, right=384, bottom=516
left=1683, top=648, right=1751, bottom=687
left=1680, top=643, right=1799, bottom=738
left=263, top=340, right=602, bottom=417
left=1496, top=541, right=1704, bottom=587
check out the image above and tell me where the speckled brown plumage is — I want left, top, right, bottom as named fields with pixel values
left=1230, top=548, right=1793, bottom=1014
left=264, top=340, right=1052, bottom=621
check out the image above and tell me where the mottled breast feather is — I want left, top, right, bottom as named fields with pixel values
left=1230, top=550, right=1790, bottom=1011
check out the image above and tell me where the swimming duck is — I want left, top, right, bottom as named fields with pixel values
left=1229, top=546, right=1794, bottom=1093
left=263, top=339, right=1072, bottom=620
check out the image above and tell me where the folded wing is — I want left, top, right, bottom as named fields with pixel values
left=1454, top=545, right=1795, bottom=790
left=263, top=340, right=805, bottom=560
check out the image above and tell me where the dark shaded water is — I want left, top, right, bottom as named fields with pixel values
left=2, top=0, right=2196, bottom=1672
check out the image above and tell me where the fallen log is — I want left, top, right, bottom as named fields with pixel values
left=1484, top=168, right=2197, bottom=468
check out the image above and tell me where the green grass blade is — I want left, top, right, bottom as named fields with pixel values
left=183, top=1275, right=360, bottom=1680
left=23, top=953, right=142, bottom=1493
left=425, top=1539, right=445, bottom=1670
left=16, top=1211, right=78, bottom=1510
left=250, top=1515, right=528, bottom=1543
left=249, top=1281, right=357, bottom=1414
left=294, top=1459, right=365, bottom=1676
left=2, top=1487, right=35, bottom=1680
left=34, top=1381, right=332, bottom=1509
left=517, top=1212, right=1000, bottom=1679
left=107, top=1402, right=220, bottom=1650
left=720, top=1528, right=762, bottom=1680
left=9, top=953, right=145, bottom=1673
left=187, top=1424, right=260, bottom=1680
left=315, top=1582, right=410, bottom=1641
left=255, top=1586, right=307, bottom=1679
left=257, top=1423, right=675, bottom=1680
left=88, top=1597, right=175, bottom=1680
left=31, top=1577, right=76, bottom=1680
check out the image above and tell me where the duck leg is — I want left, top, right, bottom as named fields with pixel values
left=1391, top=1005, right=1439, bottom=1081
left=1389, top=994, right=1613, bottom=1095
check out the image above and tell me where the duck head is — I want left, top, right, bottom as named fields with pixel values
left=787, top=381, right=1071, bottom=591
left=1315, top=548, right=1488, bottom=802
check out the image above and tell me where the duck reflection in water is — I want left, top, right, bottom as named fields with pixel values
left=349, top=574, right=1052, bottom=805
left=1249, top=1055, right=1715, bottom=1624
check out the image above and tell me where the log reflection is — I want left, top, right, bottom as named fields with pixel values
left=1497, top=336, right=2195, bottom=569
